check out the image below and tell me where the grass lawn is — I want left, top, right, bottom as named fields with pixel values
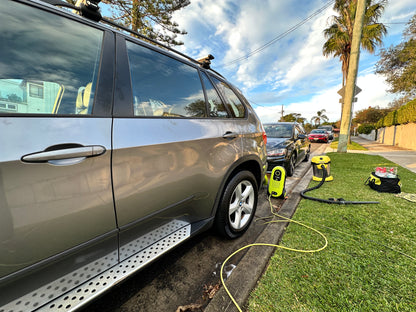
left=248, top=152, right=416, bottom=312
left=329, top=138, right=368, bottom=151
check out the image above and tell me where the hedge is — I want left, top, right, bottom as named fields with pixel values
left=357, top=123, right=375, bottom=134
left=376, top=98, right=416, bottom=128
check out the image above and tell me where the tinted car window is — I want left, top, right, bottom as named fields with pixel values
left=201, top=72, right=228, bottom=118
left=264, top=124, right=293, bottom=138
left=0, top=1, right=103, bottom=115
left=311, top=129, right=326, bottom=134
left=210, top=76, right=245, bottom=118
left=127, top=42, right=207, bottom=117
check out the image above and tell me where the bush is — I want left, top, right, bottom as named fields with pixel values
left=357, top=123, right=375, bottom=134
left=397, top=99, right=416, bottom=124
left=376, top=99, right=416, bottom=127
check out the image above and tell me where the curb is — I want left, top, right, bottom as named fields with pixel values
left=204, top=145, right=327, bottom=312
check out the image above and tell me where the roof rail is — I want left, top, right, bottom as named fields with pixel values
left=39, top=0, right=217, bottom=71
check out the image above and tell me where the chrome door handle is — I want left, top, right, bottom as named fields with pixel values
left=223, top=131, right=239, bottom=139
left=22, top=145, right=106, bottom=163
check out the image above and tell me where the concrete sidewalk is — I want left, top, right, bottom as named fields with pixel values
left=325, top=136, right=416, bottom=174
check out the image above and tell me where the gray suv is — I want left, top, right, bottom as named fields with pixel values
left=0, top=1, right=267, bottom=311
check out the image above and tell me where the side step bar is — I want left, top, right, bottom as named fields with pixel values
left=0, top=221, right=191, bottom=312
left=39, top=222, right=191, bottom=311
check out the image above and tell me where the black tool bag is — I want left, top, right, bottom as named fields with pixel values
left=365, top=172, right=401, bottom=194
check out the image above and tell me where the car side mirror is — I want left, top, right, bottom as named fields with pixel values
left=297, top=134, right=306, bottom=140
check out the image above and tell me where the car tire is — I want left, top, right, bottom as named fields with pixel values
left=286, top=152, right=296, bottom=177
left=215, top=171, right=258, bottom=239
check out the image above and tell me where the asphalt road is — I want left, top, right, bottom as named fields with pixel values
left=81, top=143, right=325, bottom=312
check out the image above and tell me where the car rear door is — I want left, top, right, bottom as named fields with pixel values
left=111, top=37, right=243, bottom=261
left=0, top=2, right=117, bottom=309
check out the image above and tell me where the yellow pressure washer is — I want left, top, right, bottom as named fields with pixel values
left=267, top=166, right=287, bottom=198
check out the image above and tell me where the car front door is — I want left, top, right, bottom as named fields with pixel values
left=0, top=2, right=117, bottom=310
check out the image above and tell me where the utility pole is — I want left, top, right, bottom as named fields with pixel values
left=337, top=0, right=366, bottom=153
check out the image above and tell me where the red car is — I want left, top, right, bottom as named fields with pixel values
left=308, top=129, right=329, bottom=143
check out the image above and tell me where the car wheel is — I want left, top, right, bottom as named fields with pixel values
left=215, top=171, right=258, bottom=239
left=286, top=153, right=296, bottom=177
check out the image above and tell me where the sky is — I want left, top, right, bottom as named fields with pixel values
left=165, top=0, right=416, bottom=124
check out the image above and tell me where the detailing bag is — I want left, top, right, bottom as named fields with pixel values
left=365, top=172, right=401, bottom=194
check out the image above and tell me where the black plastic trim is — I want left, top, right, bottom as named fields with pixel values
left=113, top=35, right=134, bottom=117
left=92, top=30, right=115, bottom=116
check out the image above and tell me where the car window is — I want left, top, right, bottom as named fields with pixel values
left=209, top=77, right=245, bottom=118
left=0, top=1, right=103, bottom=115
left=264, top=124, right=292, bottom=138
left=311, top=129, right=325, bottom=134
left=294, top=126, right=299, bottom=137
left=126, top=42, right=207, bottom=118
left=200, top=73, right=228, bottom=118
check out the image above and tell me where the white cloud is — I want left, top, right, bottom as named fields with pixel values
left=254, top=72, right=394, bottom=124
left=171, top=0, right=414, bottom=126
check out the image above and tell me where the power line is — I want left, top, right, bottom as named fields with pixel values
left=219, top=0, right=335, bottom=68
left=382, top=22, right=408, bottom=24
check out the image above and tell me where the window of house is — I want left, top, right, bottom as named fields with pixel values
left=29, top=83, right=44, bottom=99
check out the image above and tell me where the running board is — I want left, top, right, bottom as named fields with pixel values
left=35, top=221, right=191, bottom=312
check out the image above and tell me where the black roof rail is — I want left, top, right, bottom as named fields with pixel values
left=38, top=0, right=220, bottom=73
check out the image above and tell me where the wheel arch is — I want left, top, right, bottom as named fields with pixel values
left=210, top=156, right=264, bottom=219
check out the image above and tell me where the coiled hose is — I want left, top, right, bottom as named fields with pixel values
left=300, top=166, right=379, bottom=205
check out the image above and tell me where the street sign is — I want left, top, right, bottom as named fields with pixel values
left=337, top=85, right=362, bottom=98
left=339, top=97, right=358, bottom=103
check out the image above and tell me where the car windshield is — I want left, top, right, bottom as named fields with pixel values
left=319, top=127, right=332, bottom=131
left=311, top=129, right=326, bottom=134
left=264, top=124, right=292, bottom=138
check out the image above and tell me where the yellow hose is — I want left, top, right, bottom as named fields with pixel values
left=220, top=195, right=328, bottom=312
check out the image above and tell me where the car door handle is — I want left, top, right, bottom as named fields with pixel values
left=223, top=131, right=239, bottom=139
left=21, top=145, right=106, bottom=163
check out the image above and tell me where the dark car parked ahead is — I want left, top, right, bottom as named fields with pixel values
left=264, top=122, right=310, bottom=176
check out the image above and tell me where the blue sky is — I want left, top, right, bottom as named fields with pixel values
left=163, top=0, right=416, bottom=123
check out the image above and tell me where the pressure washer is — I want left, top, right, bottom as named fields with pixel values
left=301, top=156, right=379, bottom=205
left=267, top=166, right=287, bottom=199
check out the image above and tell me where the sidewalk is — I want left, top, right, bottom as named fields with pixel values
left=325, top=136, right=416, bottom=174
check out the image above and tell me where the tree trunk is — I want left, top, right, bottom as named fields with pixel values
left=338, top=0, right=366, bottom=152
left=131, top=0, right=141, bottom=32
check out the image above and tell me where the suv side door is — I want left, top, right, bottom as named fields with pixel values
left=0, top=1, right=117, bottom=309
left=111, top=37, right=243, bottom=261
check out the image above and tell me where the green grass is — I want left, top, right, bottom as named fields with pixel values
left=329, top=139, right=367, bottom=150
left=248, top=153, right=416, bottom=312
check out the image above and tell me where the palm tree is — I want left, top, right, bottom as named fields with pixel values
left=311, top=109, right=329, bottom=126
left=323, top=0, right=387, bottom=87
